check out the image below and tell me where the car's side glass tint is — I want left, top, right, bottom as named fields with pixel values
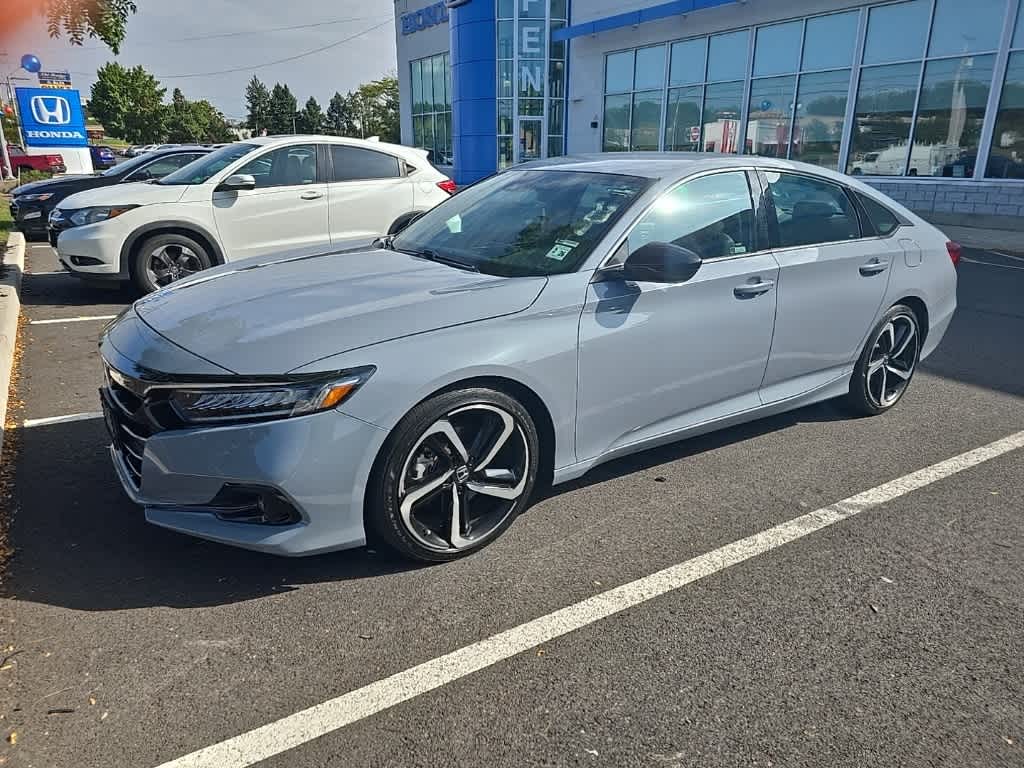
left=628, top=171, right=755, bottom=260
left=856, top=192, right=901, bottom=237
left=765, top=172, right=860, bottom=248
left=331, top=146, right=402, bottom=182
left=235, top=144, right=318, bottom=189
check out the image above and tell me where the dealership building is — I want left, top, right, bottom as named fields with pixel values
left=394, top=0, right=1024, bottom=226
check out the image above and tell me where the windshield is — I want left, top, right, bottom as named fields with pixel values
left=100, top=152, right=166, bottom=177
left=392, top=170, right=650, bottom=277
left=156, top=143, right=258, bottom=186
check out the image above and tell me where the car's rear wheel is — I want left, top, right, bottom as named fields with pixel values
left=844, top=304, right=921, bottom=416
left=368, top=388, right=540, bottom=562
left=133, top=233, right=212, bottom=293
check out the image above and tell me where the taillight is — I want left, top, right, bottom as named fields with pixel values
left=437, top=179, right=457, bottom=195
left=946, top=241, right=961, bottom=268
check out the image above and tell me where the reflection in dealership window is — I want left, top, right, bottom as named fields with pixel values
left=411, top=53, right=452, bottom=166
left=628, top=172, right=755, bottom=260
left=603, top=94, right=632, bottom=152
left=791, top=70, right=850, bottom=171
left=702, top=81, right=744, bottom=153
left=847, top=63, right=921, bottom=176
left=986, top=52, right=1024, bottom=179
left=631, top=91, right=663, bottom=151
left=911, top=56, right=995, bottom=177
left=747, top=75, right=796, bottom=157
left=665, top=86, right=703, bottom=151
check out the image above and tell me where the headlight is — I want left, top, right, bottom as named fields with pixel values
left=69, top=205, right=138, bottom=227
left=17, top=192, right=54, bottom=202
left=168, top=368, right=375, bottom=424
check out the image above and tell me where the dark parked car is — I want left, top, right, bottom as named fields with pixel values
left=90, top=145, right=117, bottom=170
left=9, top=146, right=210, bottom=239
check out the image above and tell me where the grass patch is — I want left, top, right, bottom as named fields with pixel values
left=0, top=201, right=11, bottom=240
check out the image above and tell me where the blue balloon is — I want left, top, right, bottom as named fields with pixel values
left=20, top=54, right=42, bottom=74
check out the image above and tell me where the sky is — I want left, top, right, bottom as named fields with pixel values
left=0, top=0, right=399, bottom=122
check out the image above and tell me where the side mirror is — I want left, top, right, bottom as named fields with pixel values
left=216, top=173, right=256, bottom=192
left=618, top=241, right=703, bottom=283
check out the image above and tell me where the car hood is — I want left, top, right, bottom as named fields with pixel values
left=132, top=248, right=548, bottom=374
left=57, top=180, right=187, bottom=210
left=13, top=175, right=94, bottom=196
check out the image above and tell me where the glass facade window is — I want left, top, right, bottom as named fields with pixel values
left=747, top=76, right=797, bottom=158
left=754, top=22, right=803, bottom=77
left=585, top=0, right=1024, bottom=181
left=792, top=70, right=850, bottom=170
left=498, top=0, right=566, bottom=168
left=665, top=86, right=703, bottom=151
left=987, top=52, right=1024, bottom=178
left=928, top=0, right=1004, bottom=57
left=411, top=53, right=451, bottom=166
left=911, top=55, right=995, bottom=176
left=863, top=0, right=931, bottom=65
left=848, top=63, right=920, bottom=176
left=802, top=11, right=858, bottom=71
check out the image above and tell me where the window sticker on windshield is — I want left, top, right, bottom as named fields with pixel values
left=545, top=239, right=578, bottom=261
left=446, top=214, right=462, bottom=234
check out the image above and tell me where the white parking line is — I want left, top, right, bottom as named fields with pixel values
left=24, top=271, right=69, bottom=276
left=30, top=315, right=117, bottom=325
left=962, top=256, right=1024, bottom=271
left=990, top=251, right=1024, bottom=263
left=154, top=430, right=1024, bottom=768
left=23, top=412, right=103, bottom=428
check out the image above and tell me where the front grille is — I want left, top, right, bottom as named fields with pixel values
left=101, top=367, right=182, bottom=491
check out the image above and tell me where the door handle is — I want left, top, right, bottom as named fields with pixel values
left=300, top=191, right=324, bottom=200
left=859, top=259, right=889, bottom=276
left=733, top=279, right=775, bottom=298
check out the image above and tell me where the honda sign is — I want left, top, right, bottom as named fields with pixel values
left=15, top=87, right=88, bottom=148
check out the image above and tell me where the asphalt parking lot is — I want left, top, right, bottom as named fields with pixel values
left=2, top=241, right=1023, bottom=768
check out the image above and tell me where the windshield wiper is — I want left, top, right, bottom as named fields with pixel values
left=400, top=247, right=479, bottom=272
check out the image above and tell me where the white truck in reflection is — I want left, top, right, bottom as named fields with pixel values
left=850, top=143, right=962, bottom=176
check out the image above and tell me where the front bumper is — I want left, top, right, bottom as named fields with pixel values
left=99, top=323, right=387, bottom=556
left=10, top=200, right=49, bottom=235
left=53, top=216, right=130, bottom=279
left=106, top=404, right=386, bottom=556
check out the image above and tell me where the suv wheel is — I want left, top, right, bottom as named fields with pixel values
left=133, top=233, right=213, bottom=293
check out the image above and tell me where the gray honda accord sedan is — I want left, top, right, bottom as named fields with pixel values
left=99, top=154, right=957, bottom=561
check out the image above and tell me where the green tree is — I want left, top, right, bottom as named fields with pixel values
left=268, top=83, right=298, bottom=135
left=297, top=97, right=325, bottom=134
left=89, top=62, right=167, bottom=143
left=166, top=88, right=233, bottom=143
left=42, top=0, right=138, bottom=53
left=325, top=91, right=356, bottom=136
left=352, top=76, right=400, bottom=142
left=245, top=76, right=272, bottom=134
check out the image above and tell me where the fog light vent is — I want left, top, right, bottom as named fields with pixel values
left=208, top=485, right=301, bottom=525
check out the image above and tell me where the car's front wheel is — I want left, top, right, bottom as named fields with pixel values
left=844, top=304, right=921, bottom=416
left=368, top=388, right=540, bottom=562
left=133, top=233, right=213, bottom=293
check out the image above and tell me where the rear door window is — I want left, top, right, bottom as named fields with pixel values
left=765, top=172, right=861, bottom=248
left=331, top=145, right=402, bottom=182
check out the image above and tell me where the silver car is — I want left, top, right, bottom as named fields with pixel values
left=99, top=155, right=958, bottom=561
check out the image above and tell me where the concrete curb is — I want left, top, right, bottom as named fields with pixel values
left=0, top=230, right=25, bottom=458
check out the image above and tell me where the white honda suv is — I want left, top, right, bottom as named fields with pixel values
left=51, top=136, right=456, bottom=292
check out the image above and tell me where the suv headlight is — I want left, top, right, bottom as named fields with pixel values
left=69, top=205, right=138, bottom=227
left=168, top=368, right=375, bottom=424
left=16, top=192, right=54, bottom=202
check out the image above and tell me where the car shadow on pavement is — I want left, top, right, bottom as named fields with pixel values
left=3, top=400, right=846, bottom=612
left=20, top=273, right=137, bottom=308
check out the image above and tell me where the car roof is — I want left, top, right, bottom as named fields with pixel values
left=518, top=152, right=859, bottom=186
left=242, top=134, right=428, bottom=160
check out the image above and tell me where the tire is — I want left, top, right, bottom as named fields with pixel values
left=387, top=212, right=422, bottom=236
left=367, top=387, right=540, bottom=562
left=843, top=304, right=921, bottom=417
left=132, top=232, right=213, bottom=294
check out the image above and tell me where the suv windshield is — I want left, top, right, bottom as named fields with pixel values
left=156, top=143, right=258, bottom=186
left=392, top=170, right=650, bottom=277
